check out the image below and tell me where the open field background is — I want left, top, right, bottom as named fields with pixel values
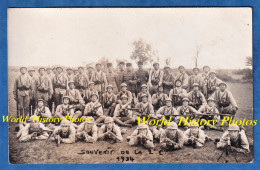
left=8, top=68, right=253, bottom=163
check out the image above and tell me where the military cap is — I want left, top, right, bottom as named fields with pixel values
left=96, top=63, right=101, bottom=66
left=207, top=97, right=215, bottom=102
left=141, top=93, right=148, bottom=98
left=119, top=61, right=125, bottom=65
left=219, top=81, right=227, bottom=86
left=121, top=94, right=128, bottom=99
left=28, top=67, right=35, bottom=72
left=164, top=65, right=170, bottom=69
left=56, top=66, right=63, bottom=70
left=167, top=122, right=178, bottom=130
left=175, top=79, right=182, bottom=84
left=192, top=83, right=200, bottom=87
left=68, top=81, right=75, bottom=85
left=78, top=66, right=84, bottom=70
left=46, top=66, right=52, bottom=70
left=178, top=65, right=185, bottom=69
left=107, top=63, right=113, bottom=67
left=20, top=67, right=27, bottom=71
left=104, top=117, right=114, bottom=124
left=189, top=122, right=199, bottom=127
left=228, top=124, right=240, bottom=131
left=85, top=116, right=95, bottom=124
left=182, top=97, right=189, bottom=102
left=153, top=62, right=159, bottom=67
left=28, top=116, right=35, bottom=122
left=89, top=81, right=95, bottom=85
left=138, top=61, right=143, bottom=65
left=209, top=71, right=216, bottom=75
left=141, top=84, right=147, bottom=88
left=137, top=124, right=148, bottom=130
left=38, top=67, right=45, bottom=71
left=60, top=121, right=70, bottom=127
left=37, top=98, right=44, bottom=102
left=66, top=67, right=73, bottom=71
left=106, top=84, right=113, bottom=89
left=87, top=65, right=93, bottom=69
left=126, top=63, right=132, bottom=67
left=193, top=67, right=200, bottom=71
left=52, top=66, right=57, bottom=70
left=121, top=83, right=127, bottom=87
left=157, top=85, right=164, bottom=89
left=165, top=97, right=172, bottom=102
left=62, top=96, right=70, bottom=101
left=91, top=92, right=99, bottom=98
left=203, top=65, right=210, bottom=70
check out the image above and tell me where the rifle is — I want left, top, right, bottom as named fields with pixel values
left=88, top=105, right=102, bottom=115
left=30, top=105, right=33, bottom=117
left=43, top=130, right=55, bottom=149
left=217, top=143, right=238, bottom=163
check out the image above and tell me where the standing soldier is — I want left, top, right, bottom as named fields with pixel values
left=211, top=82, right=238, bottom=116
left=122, top=62, right=137, bottom=95
left=160, top=122, right=184, bottom=151
left=175, top=66, right=189, bottom=91
left=188, top=67, right=204, bottom=92
left=91, top=63, right=107, bottom=101
left=75, top=66, right=89, bottom=98
left=52, top=66, right=57, bottom=75
left=87, top=65, right=94, bottom=81
left=162, top=65, right=174, bottom=95
left=35, top=67, right=53, bottom=107
left=117, top=83, right=133, bottom=106
left=84, top=82, right=98, bottom=104
left=46, top=66, right=53, bottom=80
left=129, top=124, right=154, bottom=149
left=52, top=66, right=68, bottom=106
left=113, top=95, right=135, bottom=127
left=148, top=62, right=163, bottom=95
left=13, top=67, right=32, bottom=117
left=28, top=67, right=36, bottom=115
left=136, top=84, right=152, bottom=103
left=187, top=83, right=207, bottom=110
left=66, top=67, right=75, bottom=82
left=76, top=116, right=98, bottom=143
left=217, top=124, right=250, bottom=154
left=207, top=71, right=222, bottom=97
left=134, top=93, right=155, bottom=121
left=83, top=92, right=106, bottom=125
left=151, top=85, right=168, bottom=110
left=73, top=69, right=79, bottom=77
left=116, top=61, right=125, bottom=90
left=156, top=98, right=178, bottom=122
left=106, top=63, right=119, bottom=94
left=135, top=61, right=149, bottom=94
left=183, top=122, right=206, bottom=148
left=53, top=121, right=76, bottom=145
left=66, top=81, right=85, bottom=118
left=201, top=66, right=211, bottom=98
left=98, top=117, right=123, bottom=143
left=102, top=84, right=117, bottom=116
left=33, top=99, right=52, bottom=119
left=46, top=66, right=54, bottom=112
left=169, top=80, right=187, bottom=107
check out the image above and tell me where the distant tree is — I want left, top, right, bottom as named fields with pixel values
left=245, top=56, right=252, bottom=67
left=130, top=38, right=158, bottom=67
left=193, top=44, right=201, bottom=67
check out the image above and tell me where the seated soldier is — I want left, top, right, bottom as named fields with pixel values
left=176, top=98, right=201, bottom=126
left=113, top=94, right=135, bottom=127
left=217, top=124, right=250, bottom=154
left=55, top=96, right=75, bottom=120
left=17, top=116, right=51, bottom=142
left=198, top=97, right=223, bottom=131
left=160, top=122, right=184, bottom=151
left=53, top=121, right=76, bottom=145
left=136, top=84, right=152, bottom=103
left=151, top=85, right=168, bottom=110
left=97, top=117, right=123, bottom=143
left=129, top=124, right=154, bottom=149
left=84, top=82, right=98, bottom=104
left=134, top=93, right=156, bottom=122
left=169, top=80, right=187, bottom=107
left=211, top=82, right=238, bottom=116
left=76, top=116, right=98, bottom=143
left=187, top=83, right=207, bottom=110
left=84, top=92, right=105, bottom=125
left=102, top=84, right=117, bottom=117
left=116, top=83, right=133, bottom=106
left=33, top=98, right=52, bottom=118
left=156, top=97, right=178, bottom=122
left=183, top=122, right=206, bottom=148
left=67, top=81, right=85, bottom=118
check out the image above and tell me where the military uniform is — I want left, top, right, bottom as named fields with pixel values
left=13, top=68, right=32, bottom=117
left=76, top=117, right=98, bottom=143
left=169, top=86, right=187, bottom=107
left=75, top=71, right=89, bottom=97
left=201, top=68, right=210, bottom=98
left=91, top=70, right=107, bottom=96
left=187, top=88, right=207, bottom=110
left=53, top=122, right=76, bottom=144
left=151, top=91, right=168, bottom=110
left=156, top=105, right=178, bottom=120
left=117, top=84, right=133, bottom=106
left=55, top=96, right=74, bottom=120
left=137, top=91, right=152, bottom=103
left=102, top=87, right=117, bottom=116
left=175, top=71, right=189, bottom=90
left=35, top=73, right=53, bottom=106
left=84, top=82, right=98, bottom=104
left=162, top=68, right=175, bottom=94
left=34, top=105, right=52, bottom=119
left=122, top=67, right=137, bottom=94
left=148, top=67, right=164, bottom=95
left=183, top=123, right=206, bottom=148
left=206, top=72, right=222, bottom=97
left=134, top=98, right=155, bottom=120
left=28, top=68, right=37, bottom=115
left=52, top=72, right=68, bottom=106
left=106, top=71, right=119, bottom=94
left=135, top=69, right=149, bottom=93
left=189, top=73, right=204, bottom=92
left=83, top=96, right=105, bottom=124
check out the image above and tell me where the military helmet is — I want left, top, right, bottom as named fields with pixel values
left=189, top=121, right=199, bottom=127
left=137, top=124, right=148, bottom=130
left=104, top=117, right=114, bottom=124
left=46, top=66, right=52, bottom=70
left=62, top=96, right=70, bottom=101
left=153, top=62, right=159, bottom=67
left=107, top=63, right=113, bottom=67
left=141, top=84, right=147, bottom=88
left=164, top=65, right=170, bottom=69
left=37, top=98, right=44, bottom=102
left=96, top=63, right=101, bottom=66
left=207, top=97, right=215, bottom=102
left=78, top=66, right=84, bottom=70
left=138, top=61, right=143, bottom=65
left=192, top=83, right=200, bottom=87
left=56, top=66, right=63, bottom=70
left=182, top=97, right=189, bottom=102
left=165, top=97, right=172, bottom=102
left=85, top=116, right=95, bottom=124
left=66, top=67, right=73, bottom=71
left=193, top=67, right=199, bottom=71
left=20, top=66, right=27, bottom=71
left=121, top=83, right=127, bottom=87
left=91, top=92, right=99, bottom=98
left=219, top=81, right=227, bottom=87
left=228, top=124, right=240, bottom=131
left=106, top=84, right=113, bottom=89
left=178, top=65, right=184, bottom=69
left=89, top=81, right=95, bottom=86
left=126, top=63, right=132, bottom=67
left=28, top=67, right=35, bottom=72
left=167, top=122, right=178, bottom=130
left=60, top=121, right=70, bottom=127
left=141, top=93, right=148, bottom=98
left=121, top=94, right=128, bottom=99
left=87, top=65, right=93, bottom=69
left=38, top=67, right=45, bottom=72
left=209, top=71, right=216, bottom=75
left=119, top=61, right=125, bottom=65
left=68, top=81, right=75, bottom=85
left=203, top=65, right=210, bottom=70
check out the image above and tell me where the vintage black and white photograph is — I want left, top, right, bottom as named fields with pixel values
left=8, top=8, right=253, bottom=163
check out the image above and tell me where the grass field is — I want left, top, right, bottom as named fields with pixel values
left=8, top=69, right=254, bottom=163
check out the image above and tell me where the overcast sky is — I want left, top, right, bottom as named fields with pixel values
left=8, top=8, right=252, bottom=69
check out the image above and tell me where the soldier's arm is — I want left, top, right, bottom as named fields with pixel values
left=83, top=104, right=90, bottom=116
left=43, top=107, right=52, bottom=118
left=89, top=125, right=98, bottom=142
left=149, top=104, right=155, bottom=115
left=158, top=71, right=163, bottom=86
left=151, top=94, right=158, bottom=105
left=198, top=105, right=205, bottom=113
left=77, top=90, right=85, bottom=104
left=228, top=91, right=238, bottom=108
left=145, top=130, right=153, bottom=142
left=114, top=126, right=123, bottom=142
left=200, top=92, right=207, bottom=105
left=148, top=94, right=152, bottom=103
left=239, top=131, right=250, bottom=152
left=217, top=132, right=230, bottom=149
left=113, top=104, right=120, bottom=118
left=13, top=77, right=18, bottom=97
left=156, top=107, right=164, bottom=117
left=183, top=129, right=192, bottom=144
left=97, top=125, right=106, bottom=139
left=196, top=130, right=206, bottom=144
left=159, top=130, right=167, bottom=144
left=148, top=70, right=152, bottom=85
left=96, top=105, right=103, bottom=117
left=182, top=74, right=189, bottom=88
left=127, top=91, right=133, bottom=105
left=176, top=130, right=184, bottom=148
left=61, top=126, right=76, bottom=144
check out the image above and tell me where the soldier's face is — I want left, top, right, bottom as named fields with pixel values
left=38, top=101, right=44, bottom=107
left=78, top=68, right=84, bottom=73
left=178, top=67, right=184, bottom=73
left=166, top=101, right=171, bottom=107
left=229, top=130, right=239, bottom=140
left=63, top=98, right=70, bottom=104
left=153, top=64, right=159, bottom=70
left=175, top=81, right=181, bottom=87
left=203, top=67, right=210, bottom=73
left=61, top=126, right=69, bottom=133
left=167, top=129, right=177, bottom=136
left=96, top=65, right=101, bottom=71
left=208, top=101, right=214, bottom=107
left=138, top=129, right=147, bottom=135
left=142, top=97, right=148, bottom=103
left=122, top=98, right=127, bottom=104
left=193, top=86, right=199, bottom=91
left=194, top=70, right=199, bottom=75
left=57, top=68, right=63, bottom=73
left=190, top=127, right=199, bottom=135
left=20, top=68, right=27, bottom=74
left=28, top=71, right=35, bottom=76
left=91, top=95, right=98, bottom=102
left=138, top=65, right=143, bottom=69
left=47, top=69, right=52, bottom=74
left=220, top=84, right=226, bottom=91
left=52, top=69, right=57, bottom=74
left=86, top=123, right=94, bottom=129
left=39, top=69, right=45, bottom=76
left=121, top=86, right=127, bottom=91
left=107, top=87, right=113, bottom=93
left=164, top=67, right=170, bottom=73
left=74, top=71, right=79, bottom=75
left=209, top=73, right=216, bottom=78
left=183, top=100, right=189, bottom=106
left=105, top=122, right=113, bottom=129
left=69, top=83, right=75, bottom=89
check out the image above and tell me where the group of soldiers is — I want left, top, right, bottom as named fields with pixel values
left=14, top=61, right=249, bottom=155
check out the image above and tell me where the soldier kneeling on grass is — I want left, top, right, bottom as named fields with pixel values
left=128, top=124, right=154, bottom=149
left=33, top=98, right=52, bottom=119
left=53, top=121, right=76, bottom=145
left=216, top=124, right=250, bottom=154
left=113, top=94, right=135, bottom=127
left=98, top=117, right=123, bottom=143
left=76, top=116, right=98, bottom=143
left=160, top=122, right=184, bottom=151
left=102, top=84, right=117, bottom=117
left=183, top=122, right=206, bottom=148
left=17, top=116, right=51, bottom=142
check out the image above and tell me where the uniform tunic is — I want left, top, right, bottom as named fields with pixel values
left=175, top=72, right=189, bottom=90
left=160, top=129, right=184, bottom=149
left=91, top=71, right=107, bottom=93
left=55, top=104, right=74, bottom=119
left=169, top=87, right=187, bottom=107
left=183, top=129, right=206, bottom=146
left=53, top=126, right=76, bottom=143
left=98, top=124, right=123, bottom=142
left=106, top=71, right=119, bottom=94
left=76, top=122, right=98, bottom=143
left=122, top=70, right=137, bottom=94
left=206, top=77, right=222, bottom=96
left=151, top=92, right=168, bottom=110
left=18, top=123, right=49, bottom=142
left=134, top=102, right=155, bottom=117
left=162, top=72, right=175, bottom=94
left=33, top=106, right=52, bottom=118
left=129, top=126, right=154, bottom=149
left=117, top=90, right=133, bottom=106
left=75, top=73, right=89, bottom=96
left=187, top=90, right=207, bottom=110
left=156, top=106, right=178, bottom=119
left=135, top=69, right=149, bottom=93
left=35, top=75, right=53, bottom=104
left=188, top=74, right=204, bottom=92
left=136, top=92, right=152, bottom=103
